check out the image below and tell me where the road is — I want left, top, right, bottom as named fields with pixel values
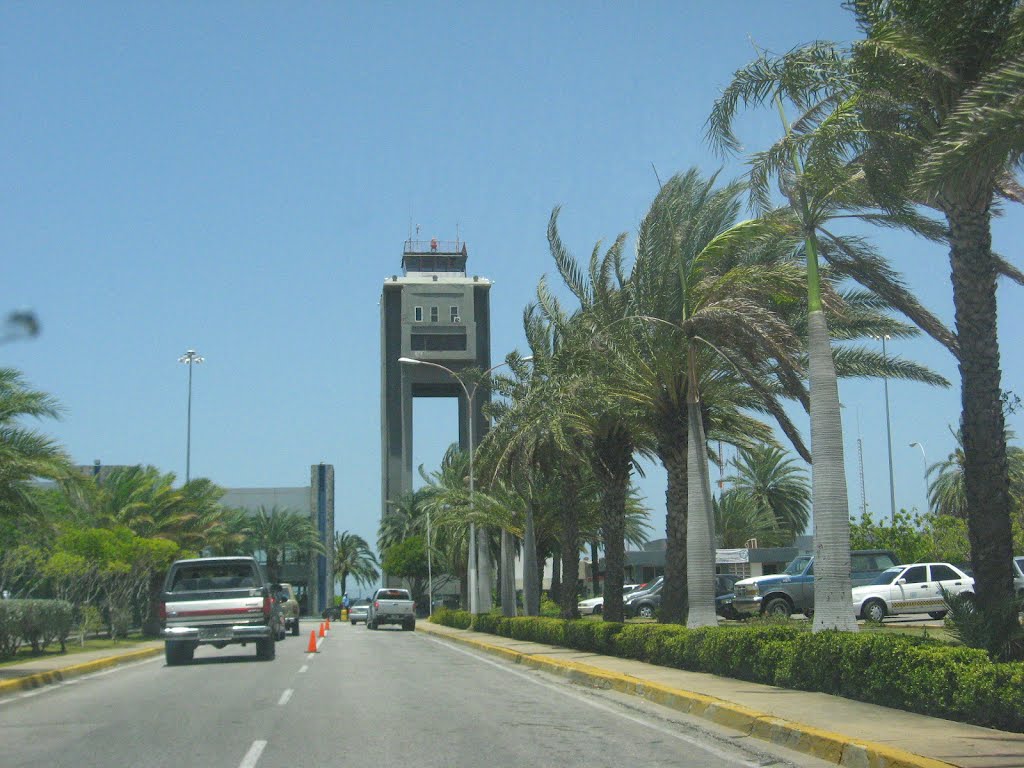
left=0, top=623, right=833, bottom=768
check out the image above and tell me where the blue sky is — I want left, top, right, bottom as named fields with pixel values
left=4, top=3, right=1022, bottom=554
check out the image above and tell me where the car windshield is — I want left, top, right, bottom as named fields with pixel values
left=1016, top=557, right=1024, bottom=575
left=783, top=557, right=812, bottom=576
left=866, top=567, right=904, bottom=586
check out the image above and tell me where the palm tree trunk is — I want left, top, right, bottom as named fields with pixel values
left=500, top=529, right=516, bottom=616
left=594, top=429, right=632, bottom=623
left=686, top=395, right=718, bottom=628
left=560, top=503, right=581, bottom=620
left=549, top=545, right=561, bottom=604
left=808, top=310, right=858, bottom=632
left=946, top=200, right=1016, bottom=629
left=659, top=416, right=689, bottom=624
left=523, top=502, right=539, bottom=616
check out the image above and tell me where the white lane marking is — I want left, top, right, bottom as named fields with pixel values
left=238, top=740, right=267, bottom=768
left=0, top=656, right=162, bottom=706
left=298, top=665, right=308, bottom=673
left=277, top=688, right=293, bottom=706
left=424, top=636, right=761, bottom=768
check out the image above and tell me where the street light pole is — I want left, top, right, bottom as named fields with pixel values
left=873, top=334, right=896, bottom=523
left=426, top=509, right=432, bottom=617
left=910, top=442, right=928, bottom=512
left=398, top=355, right=530, bottom=614
left=177, top=349, right=204, bottom=484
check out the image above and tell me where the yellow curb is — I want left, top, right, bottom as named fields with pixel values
left=0, top=646, right=164, bottom=695
left=420, top=623, right=955, bottom=768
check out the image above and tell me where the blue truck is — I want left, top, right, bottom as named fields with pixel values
left=731, top=549, right=898, bottom=618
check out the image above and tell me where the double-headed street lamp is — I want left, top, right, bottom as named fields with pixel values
left=398, top=355, right=530, bottom=614
left=872, top=334, right=896, bottom=523
left=910, top=441, right=928, bottom=512
left=178, top=349, right=204, bottom=484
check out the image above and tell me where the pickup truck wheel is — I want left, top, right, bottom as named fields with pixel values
left=928, top=610, right=948, bottom=620
left=165, top=641, right=189, bottom=666
left=862, top=599, right=887, bottom=623
left=403, top=618, right=416, bottom=631
left=763, top=597, right=793, bottom=618
left=256, top=636, right=276, bottom=660
left=291, top=619, right=300, bottom=637
left=637, top=604, right=655, bottom=619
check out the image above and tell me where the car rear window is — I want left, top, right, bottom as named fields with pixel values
left=378, top=590, right=410, bottom=600
left=170, top=563, right=259, bottom=592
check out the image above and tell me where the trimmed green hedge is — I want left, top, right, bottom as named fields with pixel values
left=431, top=611, right=1024, bottom=732
left=0, top=599, right=75, bottom=657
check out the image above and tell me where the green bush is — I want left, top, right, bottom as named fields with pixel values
left=0, top=599, right=74, bottom=657
left=443, top=614, right=1024, bottom=732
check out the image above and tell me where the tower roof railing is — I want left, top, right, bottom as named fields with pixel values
left=403, top=239, right=467, bottom=256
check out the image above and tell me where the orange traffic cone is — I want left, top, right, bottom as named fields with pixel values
left=306, top=630, right=318, bottom=653
left=325, top=617, right=331, bottom=630
left=318, top=622, right=325, bottom=638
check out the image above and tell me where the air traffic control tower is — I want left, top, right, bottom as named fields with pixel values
left=380, top=239, right=492, bottom=525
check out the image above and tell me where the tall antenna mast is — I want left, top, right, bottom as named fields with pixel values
left=856, top=409, right=867, bottom=517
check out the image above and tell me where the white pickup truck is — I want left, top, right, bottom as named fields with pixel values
left=160, top=556, right=281, bottom=664
left=367, top=587, right=416, bottom=631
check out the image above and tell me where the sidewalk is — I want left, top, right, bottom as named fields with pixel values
left=417, top=620, right=1024, bottom=768
left=0, top=640, right=163, bottom=696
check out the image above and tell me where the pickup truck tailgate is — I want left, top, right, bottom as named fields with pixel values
left=165, top=595, right=266, bottom=627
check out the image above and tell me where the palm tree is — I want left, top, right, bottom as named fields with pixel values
left=727, top=445, right=811, bottom=541
left=928, top=429, right=1024, bottom=528
left=540, top=210, right=650, bottom=623
left=332, top=531, right=379, bottom=598
left=713, top=489, right=786, bottom=548
left=708, top=0, right=1023, bottom=636
left=246, top=505, right=323, bottom=583
left=623, top=170, right=814, bottom=628
left=0, top=368, right=75, bottom=518
left=848, top=0, right=1024, bottom=624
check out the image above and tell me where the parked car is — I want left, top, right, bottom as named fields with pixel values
left=577, top=584, right=640, bottom=615
left=732, top=550, right=899, bottom=618
left=624, top=582, right=663, bottom=618
left=349, top=600, right=370, bottom=625
left=714, top=574, right=742, bottom=620
left=852, top=562, right=974, bottom=622
left=1014, top=557, right=1024, bottom=601
left=623, top=576, right=739, bottom=619
left=276, top=583, right=300, bottom=636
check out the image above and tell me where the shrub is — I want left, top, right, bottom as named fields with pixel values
left=442, top=614, right=1024, bottom=731
left=0, top=599, right=74, bottom=657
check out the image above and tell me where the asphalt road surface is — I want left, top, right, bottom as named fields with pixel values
left=0, top=624, right=833, bottom=768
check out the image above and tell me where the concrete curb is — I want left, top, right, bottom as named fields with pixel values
left=420, top=623, right=955, bottom=768
left=0, top=646, right=163, bottom=696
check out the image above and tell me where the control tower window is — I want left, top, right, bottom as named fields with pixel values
left=430, top=306, right=439, bottom=323
left=414, top=306, right=423, bottom=322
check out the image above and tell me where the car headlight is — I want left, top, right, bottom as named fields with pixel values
left=736, top=583, right=759, bottom=597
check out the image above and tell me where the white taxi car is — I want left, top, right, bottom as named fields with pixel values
left=577, top=584, right=640, bottom=615
left=852, top=562, right=973, bottom=622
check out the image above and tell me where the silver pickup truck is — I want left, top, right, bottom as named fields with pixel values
left=160, top=556, right=281, bottom=664
left=367, top=587, right=416, bottom=631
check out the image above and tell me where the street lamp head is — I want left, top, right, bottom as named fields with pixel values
left=910, top=442, right=919, bottom=448
left=178, top=349, right=204, bottom=364
left=398, top=357, right=421, bottom=365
